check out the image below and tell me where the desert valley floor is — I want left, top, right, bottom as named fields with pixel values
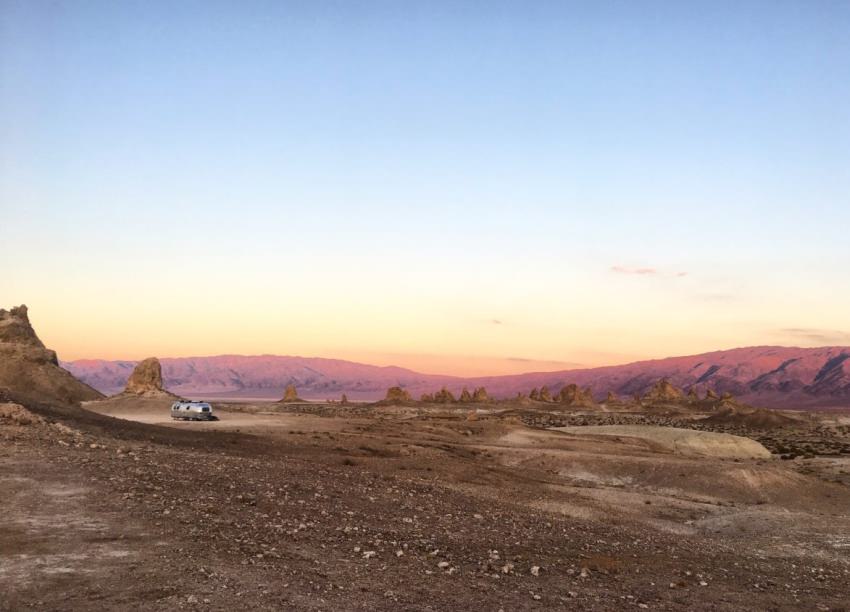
left=2, top=396, right=850, bottom=611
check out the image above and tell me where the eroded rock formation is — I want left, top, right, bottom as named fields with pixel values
left=122, top=357, right=173, bottom=397
left=558, top=383, right=596, bottom=407
left=472, top=387, right=489, bottom=402
left=643, top=379, right=684, bottom=403
left=384, top=386, right=412, bottom=403
left=0, top=305, right=102, bottom=405
left=281, top=384, right=303, bottom=403
left=434, top=387, right=456, bottom=403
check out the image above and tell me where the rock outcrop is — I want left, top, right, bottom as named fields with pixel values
left=340, top=393, right=349, bottom=405
left=687, top=388, right=699, bottom=401
left=281, top=384, right=303, bottom=403
left=539, top=386, right=552, bottom=402
left=472, top=387, right=489, bottom=403
left=529, top=388, right=540, bottom=401
left=0, top=305, right=49, bottom=349
left=459, top=387, right=473, bottom=402
left=606, top=391, right=619, bottom=404
left=0, top=305, right=103, bottom=405
left=420, top=393, right=434, bottom=403
left=121, top=357, right=176, bottom=397
left=557, top=384, right=596, bottom=407
left=642, top=379, right=685, bottom=404
left=434, top=387, right=456, bottom=403
left=705, top=389, right=719, bottom=401
left=384, top=386, right=412, bottom=403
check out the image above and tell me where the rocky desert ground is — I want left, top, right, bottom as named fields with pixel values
left=2, top=306, right=850, bottom=611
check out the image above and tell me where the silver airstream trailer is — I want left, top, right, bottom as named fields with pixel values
left=170, top=401, right=215, bottom=421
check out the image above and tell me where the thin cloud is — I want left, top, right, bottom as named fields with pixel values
left=610, top=265, right=688, bottom=278
left=777, top=328, right=850, bottom=345
left=491, top=319, right=503, bottom=325
left=611, top=265, right=657, bottom=276
left=506, top=357, right=583, bottom=367
left=697, top=292, right=736, bottom=302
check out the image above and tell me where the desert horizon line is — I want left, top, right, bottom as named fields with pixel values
left=60, top=342, right=850, bottom=380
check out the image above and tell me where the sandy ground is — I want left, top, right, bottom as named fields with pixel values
left=552, top=425, right=773, bottom=459
left=2, top=397, right=849, bottom=610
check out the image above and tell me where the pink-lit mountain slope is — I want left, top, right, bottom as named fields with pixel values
left=62, top=346, right=850, bottom=409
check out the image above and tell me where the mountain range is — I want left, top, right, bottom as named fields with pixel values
left=61, top=346, right=850, bottom=409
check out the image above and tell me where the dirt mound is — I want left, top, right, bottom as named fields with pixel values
left=120, top=357, right=176, bottom=398
left=701, top=406, right=801, bottom=429
left=0, top=305, right=103, bottom=406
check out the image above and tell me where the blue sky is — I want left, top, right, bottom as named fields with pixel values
left=1, top=1, right=849, bottom=373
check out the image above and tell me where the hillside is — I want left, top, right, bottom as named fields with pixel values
left=62, top=354, right=462, bottom=400
left=62, top=346, right=850, bottom=409
left=0, top=305, right=103, bottom=405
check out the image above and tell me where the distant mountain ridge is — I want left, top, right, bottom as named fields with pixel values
left=62, top=346, right=850, bottom=409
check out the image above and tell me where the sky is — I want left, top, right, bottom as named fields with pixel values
left=1, top=1, right=849, bottom=376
